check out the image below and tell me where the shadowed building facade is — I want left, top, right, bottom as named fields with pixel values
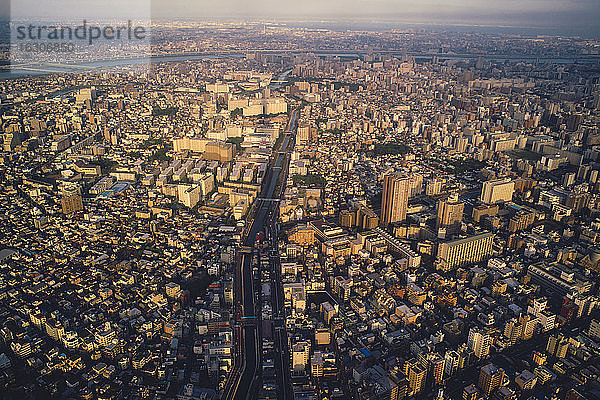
left=381, top=174, right=410, bottom=227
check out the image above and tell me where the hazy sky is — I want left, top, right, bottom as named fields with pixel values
left=153, top=0, right=600, bottom=28
left=8, top=0, right=600, bottom=36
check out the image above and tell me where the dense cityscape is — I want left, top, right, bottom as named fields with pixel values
left=1, top=17, right=600, bottom=400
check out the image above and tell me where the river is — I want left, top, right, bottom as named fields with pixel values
left=2, top=50, right=597, bottom=79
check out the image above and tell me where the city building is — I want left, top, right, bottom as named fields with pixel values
left=436, top=193, right=464, bottom=236
left=480, top=178, right=515, bottom=204
left=437, top=233, right=494, bottom=272
left=478, top=363, right=505, bottom=397
left=468, top=327, right=491, bottom=359
left=381, top=174, right=410, bottom=227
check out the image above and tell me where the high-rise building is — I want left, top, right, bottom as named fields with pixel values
left=515, top=370, right=537, bottom=390
left=472, top=204, right=499, bottom=223
left=528, top=298, right=547, bottom=315
left=532, top=351, right=547, bottom=366
left=508, top=210, right=536, bottom=232
left=519, top=314, right=539, bottom=340
left=546, top=334, right=569, bottom=358
left=297, top=124, right=312, bottom=144
left=61, top=194, right=83, bottom=215
left=467, top=327, right=491, bottom=359
left=204, top=141, right=234, bottom=162
left=589, top=319, right=600, bottom=339
left=426, top=179, right=443, bottom=196
left=409, top=174, right=423, bottom=197
left=310, top=352, right=324, bottom=377
left=444, top=350, right=460, bottom=378
left=503, top=319, right=523, bottom=346
left=457, top=344, right=475, bottom=368
left=359, top=365, right=408, bottom=400
left=566, top=192, right=591, bottom=213
left=3, top=131, right=21, bottom=152
left=339, top=209, right=355, bottom=227
left=395, top=373, right=409, bottom=400
left=430, top=353, right=445, bottom=385
left=463, top=384, right=481, bottom=400
left=480, top=178, right=515, bottom=204
left=478, top=363, right=505, bottom=396
left=357, top=206, right=380, bottom=229
left=437, top=193, right=464, bottom=235
left=381, top=174, right=410, bottom=227
left=362, top=365, right=405, bottom=400
left=173, top=136, right=211, bottom=152
left=436, top=232, right=494, bottom=272
left=573, top=294, right=598, bottom=318
left=407, top=361, right=426, bottom=395
left=45, top=318, right=65, bottom=342
left=292, top=341, right=311, bottom=372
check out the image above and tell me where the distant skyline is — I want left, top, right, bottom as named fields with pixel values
left=8, top=0, right=600, bottom=37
